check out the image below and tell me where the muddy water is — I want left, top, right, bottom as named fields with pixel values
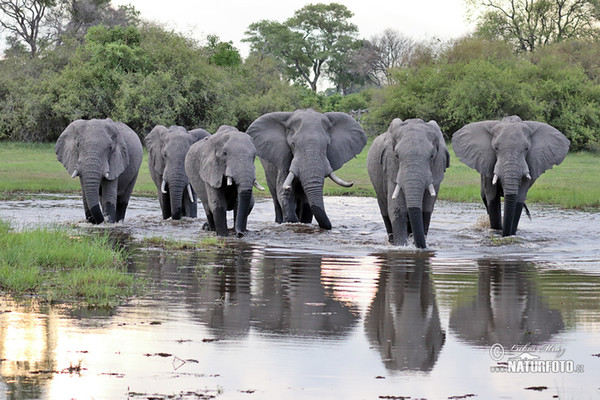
left=1, top=195, right=600, bottom=399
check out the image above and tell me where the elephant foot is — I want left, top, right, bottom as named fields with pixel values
left=236, top=231, right=245, bottom=238
left=387, top=233, right=394, bottom=244
left=202, top=222, right=214, bottom=231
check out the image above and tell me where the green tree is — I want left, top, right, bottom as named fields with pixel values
left=206, top=35, right=242, bottom=67
left=244, top=2, right=359, bottom=92
left=467, top=0, right=600, bottom=52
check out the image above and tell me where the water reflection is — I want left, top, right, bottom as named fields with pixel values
left=365, top=253, right=445, bottom=372
left=0, top=304, right=58, bottom=400
left=449, top=259, right=565, bottom=347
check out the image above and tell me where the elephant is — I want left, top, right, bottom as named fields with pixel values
left=367, top=119, right=449, bottom=248
left=185, top=125, right=264, bottom=237
left=55, top=118, right=143, bottom=224
left=452, top=116, right=570, bottom=236
left=246, top=109, right=367, bottom=230
left=145, top=125, right=210, bottom=220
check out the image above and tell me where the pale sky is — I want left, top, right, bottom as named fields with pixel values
left=112, top=0, right=474, bottom=56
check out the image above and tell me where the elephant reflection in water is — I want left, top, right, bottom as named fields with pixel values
left=160, top=249, right=360, bottom=338
left=449, top=260, right=564, bottom=347
left=364, top=253, right=445, bottom=372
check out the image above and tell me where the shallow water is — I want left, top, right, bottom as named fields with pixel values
left=1, top=195, right=600, bottom=399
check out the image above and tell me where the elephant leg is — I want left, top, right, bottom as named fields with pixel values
left=183, top=194, right=197, bottom=218
left=212, top=206, right=228, bottom=236
left=423, top=211, right=432, bottom=236
left=103, top=202, right=117, bottom=223
left=272, top=197, right=283, bottom=224
left=390, top=212, right=409, bottom=246
left=485, top=194, right=502, bottom=230
left=278, top=189, right=300, bottom=223
left=297, top=201, right=313, bottom=224
left=382, top=214, right=394, bottom=243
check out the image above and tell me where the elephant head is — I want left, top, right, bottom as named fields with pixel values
left=246, top=109, right=367, bottom=230
left=56, top=119, right=141, bottom=224
left=145, top=125, right=210, bottom=220
left=186, top=126, right=263, bottom=236
left=368, top=119, right=449, bottom=248
left=452, top=116, right=569, bottom=236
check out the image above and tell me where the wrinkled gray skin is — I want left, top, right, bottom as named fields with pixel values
left=246, top=109, right=367, bottom=230
left=453, top=116, right=570, bottom=236
left=145, top=125, right=210, bottom=220
left=367, top=119, right=449, bottom=248
left=185, top=126, right=263, bottom=237
left=55, top=118, right=143, bottom=224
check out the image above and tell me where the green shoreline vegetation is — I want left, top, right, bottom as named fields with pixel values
left=0, top=220, right=137, bottom=307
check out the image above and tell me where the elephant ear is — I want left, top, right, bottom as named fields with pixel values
left=246, top=112, right=293, bottom=171
left=198, top=133, right=228, bottom=188
left=188, top=127, right=211, bottom=143
left=378, top=119, right=402, bottom=178
left=452, top=120, right=499, bottom=177
left=428, top=120, right=450, bottom=186
left=107, top=121, right=131, bottom=180
left=325, top=112, right=367, bottom=171
left=56, top=119, right=86, bottom=175
left=524, top=121, right=570, bottom=180
left=145, top=125, right=168, bottom=174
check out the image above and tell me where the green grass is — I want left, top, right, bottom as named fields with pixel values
left=1, top=141, right=599, bottom=209
left=0, top=220, right=138, bottom=306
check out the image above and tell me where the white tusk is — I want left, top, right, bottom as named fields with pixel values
left=227, top=176, right=233, bottom=186
left=104, top=172, right=110, bottom=179
left=428, top=183, right=436, bottom=197
left=71, top=169, right=78, bottom=178
left=187, top=184, right=195, bottom=203
left=253, top=180, right=265, bottom=191
left=392, top=184, right=401, bottom=199
left=161, top=180, right=168, bottom=194
left=329, top=172, right=353, bottom=187
left=525, top=172, right=531, bottom=180
left=283, top=171, right=295, bottom=191
left=492, top=174, right=498, bottom=185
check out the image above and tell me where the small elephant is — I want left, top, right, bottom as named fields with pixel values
left=452, top=116, right=570, bottom=236
left=246, top=109, right=367, bottom=230
left=145, top=125, right=210, bottom=220
left=367, top=119, right=449, bottom=248
left=185, top=126, right=264, bottom=237
left=55, top=118, right=143, bottom=224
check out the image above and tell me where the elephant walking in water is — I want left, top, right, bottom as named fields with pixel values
left=145, top=125, right=210, bottom=220
left=367, top=119, right=449, bottom=248
left=452, top=116, right=569, bottom=236
left=185, top=126, right=264, bottom=237
left=55, top=118, right=143, bottom=224
left=246, top=109, right=367, bottom=230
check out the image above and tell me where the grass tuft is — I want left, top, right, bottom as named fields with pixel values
left=0, top=220, right=138, bottom=307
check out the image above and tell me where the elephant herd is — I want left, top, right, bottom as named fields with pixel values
left=55, top=110, right=570, bottom=249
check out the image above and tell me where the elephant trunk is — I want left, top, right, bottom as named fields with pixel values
left=167, top=178, right=187, bottom=220
left=82, top=171, right=104, bottom=224
left=302, top=179, right=331, bottom=230
left=408, top=207, right=427, bottom=249
left=235, top=189, right=253, bottom=237
left=503, top=193, right=517, bottom=237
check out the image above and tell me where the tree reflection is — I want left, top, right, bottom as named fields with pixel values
left=364, top=253, right=445, bottom=372
left=449, top=259, right=564, bottom=347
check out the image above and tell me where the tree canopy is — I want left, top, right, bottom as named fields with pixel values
left=467, top=0, right=600, bottom=52
left=244, top=2, right=359, bottom=92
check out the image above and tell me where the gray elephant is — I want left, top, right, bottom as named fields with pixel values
left=452, top=116, right=569, bottom=236
left=246, top=109, right=367, bottom=230
left=55, top=118, right=143, bottom=224
left=145, top=125, right=210, bottom=220
left=367, top=119, right=449, bottom=248
left=185, top=126, right=264, bottom=237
